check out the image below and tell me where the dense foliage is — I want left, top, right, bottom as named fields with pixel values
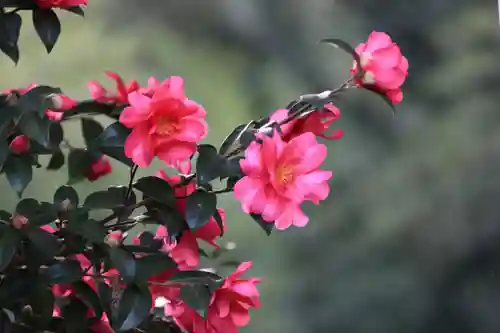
left=0, top=1, right=408, bottom=332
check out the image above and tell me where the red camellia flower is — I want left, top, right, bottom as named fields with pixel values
left=85, top=155, right=112, bottom=181
left=351, top=31, right=408, bottom=104
left=269, top=103, right=343, bottom=142
left=9, top=135, right=30, bottom=154
left=34, top=0, right=87, bottom=9
left=119, top=76, right=208, bottom=167
left=234, top=131, right=332, bottom=230
left=88, top=71, right=141, bottom=104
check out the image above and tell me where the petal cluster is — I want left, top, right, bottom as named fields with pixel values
left=119, top=76, right=208, bottom=167
left=351, top=31, right=408, bottom=103
left=234, top=131, right=332, bottom=230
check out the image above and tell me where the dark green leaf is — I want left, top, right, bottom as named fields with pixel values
left=63, top=100, right=115, bottom=119
left=185, top=190, right=217, bottom=230
left=96, top=122, right=133, bottom=167
left=320, top=38, right=361, bottom=70
left=17, top=85, right=63, bottom=116
left=219, top=124, right=246, bottom=156
left=53, top=185, right=79, bottom=207
left=0, top=228, right=20, bottom=272
left=48, top=121, right=63, bottom=147
left=4, top=156, right=32, bottom=197
left=115, top=285, right=152, bottom=332
left=169, top=270, right=223, bottom=284
left=72, top=281, right=103, bottom=319
left=0, top=12, right=21, bottom=46
left=32, top=9, right=61, bottom=53
left=250, top=213, right=274, bottom=235
left=43, top=259, right=82, bottom=284
left=196, top=144, right=224, bottom=185
left=26, top=227, right=59, bottom=261
left=0, top=140, right=8, bottom=168
left=67, top=148, right=94, bottom=184
left=0, top=211, right=10, bottom=221
left=15, top=198, right=39, bottom=216
left=61, top=298, right=89, bottom=333
left=0, top=308, right=13, bottom=333
left=16, top=112, right=51, bottom=147
left=109, top=247, right=136, bottom=283
left=63, top=5, right=85, bottom=17
left=81, top=117, right=104, bottom=147
left=0, top=41, right=18, bottom=64
left=135, top=253, right=176, bottom=282
left=97, top=281, right=113, bottom=325
left=180, top=284, right=213, bottom=317
left=133, top=176, right=175, bottom=206
left=84, top=186, right=127, bottom=210
left=46, top=149, right=64, bottom=170
left=30, top=283, right=55, bottom=321
left=68, top=218, right=106, bottom=244
left=0, top=105, right=18, bottom=136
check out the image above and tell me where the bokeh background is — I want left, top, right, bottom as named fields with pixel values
left=2, top=0, right=500, bottom=332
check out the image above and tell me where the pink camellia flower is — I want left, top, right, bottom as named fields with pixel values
left=11, top=215, right=28, bottom=229
left=204, top=261, right=261, bottom=333
left=269, top=103, right=343, bottom=142
left=3, top=83, right=36, bottom=95
left=234, top=131, right=332, bottom=230
left=34, top=0, right=87, bottom=9
left=88, top=71, right=141, bottom=104
left=85, top=155, right=112, bottom=182
left=9, top=135, right=30, bottom=154
left=351, top=31, right=408, bottom=104
left=119, top=76, right=208, bottom=167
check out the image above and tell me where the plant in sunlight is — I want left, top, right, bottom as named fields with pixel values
left=0, top=2, right=408, bottom=333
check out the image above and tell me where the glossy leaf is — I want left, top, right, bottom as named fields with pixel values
left=81, top=117, right=104, bottom=147
left=53, top=185, right=79, bottom=207
left=109, top=247, right=136, bottom=283
left=0, top=228, right=20, bottom=272
left=250, top=213, right=274, bottom=235
left=133, top=176, right=175, bottom=206
left=96, top=122, right=133, bottom=167
left=115, top=285, right=152, bottom=332
left=33, top=9, right=61, bottom=53
left=4, top=156, right=33, bottom=197
left=185, top=190, right=217, bottom=230
left=43, top=260, right=83, bottom=284
left=46, top=150, right=65, bottom=170
left=84, top=186, right=128, bottom=210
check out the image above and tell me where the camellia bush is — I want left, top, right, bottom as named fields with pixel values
left=0, top=1, right=408, bottom=333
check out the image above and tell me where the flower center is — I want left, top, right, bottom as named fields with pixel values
left=275, top=164, right=295, bottom=186
left=155, top=116, right=179, bottom=136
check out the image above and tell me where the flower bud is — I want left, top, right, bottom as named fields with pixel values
left=9, top=135, right=30, bottom=154
left=105, top=231, right=123, bottom=248
left=85, top=156, right=112, bottom=182
left=11, top=215, right=28, bottom=229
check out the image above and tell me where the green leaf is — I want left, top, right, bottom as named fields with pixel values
left=15, top=198, right=39, bottom=217
left=115, top=285, right=152, bottom=332
left=185, top=190, right=217, bottom=230
left=16, top=112, right=51, bottom=147
left=250, top=213, right=274, bottom=235
left=32, top=9, right=61, bottom=53
left=84, top=186, right=127, bottom=210
left=145, top=207, right=186, bottom=240
left=180, top=284, right=212, bottom=316
left=67, top=148, right=95, bottom=184
left=81, top=117, right=104, bottom=147
left=68, top=217, right=106, bottom=244
left=30, top=283, right=55, bottom=322
left=17, top=85, right=63, bottom=116
left=196, top=144, right=224, bottom=185
left=96, top=122, right=133, bottom=167
left=48, top=121, right=63, bottom=147
left=135, top=253, right=176, bottom=282
left=43, top=259, right=82, bottom=284
left=320, top=38, right=361, bottom=70
left=46, top=149, right=64, bottom=170
left=53, top=185, right=79, bottom=207
left=63, top=100, right=115, bottom=119
left=133, top=176, right=175, bottom=206
left=4, top=156, right=32, bottom=197
left=0, top=228, right=20, bottom=272
left=0, top=12, right=21, bottom=64
left=168, top=270, right=223, bottom=284
left=97, top=281, right=113, bottom=325
left=63, top=5, right=85, bottom=17
left=0, top=105, right=18, bottom=136
left=0, top=140, right=8, bottom=169
left=0, top=12, right=21, bottom=46
left=26, top=227, right=59, bottom=261
left=109, top=247, right=136, bottom=283
left=61, top=298, right=90, bottom=333
left=72, top=281, right=103, bottom=319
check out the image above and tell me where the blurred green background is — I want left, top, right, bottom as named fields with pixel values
left=2, top=0, right=500, bottom=332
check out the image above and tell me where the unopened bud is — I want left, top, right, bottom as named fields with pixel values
left=11, top=215, right=28, bottom=229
